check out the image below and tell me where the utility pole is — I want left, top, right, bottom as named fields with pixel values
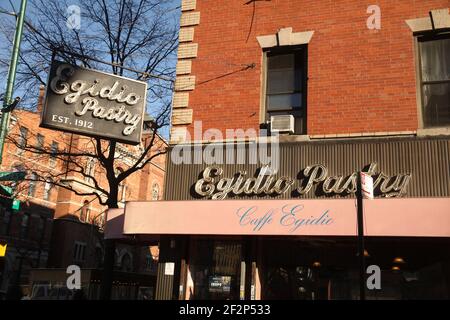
left=0, top=0, right=28, bottom=164
left=0, top=0, right=27, bottom=298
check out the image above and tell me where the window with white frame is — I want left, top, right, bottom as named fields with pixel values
left=265, top=46, right=308, bottom=134
left=418, top=33, right=450, bottom=128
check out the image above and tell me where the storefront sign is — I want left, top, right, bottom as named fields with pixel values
left=120, top=199, right=357, bottom=236
left=41, top=60, right=147, bottom=145
left=194, top=162, right=411, bottom=199
left=104, top=197, right=450, bottom=238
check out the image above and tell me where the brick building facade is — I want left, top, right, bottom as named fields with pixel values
left=170, top=0, right=449, bottom=142
left=142, top=1, right=450, bottom=300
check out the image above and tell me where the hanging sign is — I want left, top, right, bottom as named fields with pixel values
left=40, top=60, right=147, bottom=145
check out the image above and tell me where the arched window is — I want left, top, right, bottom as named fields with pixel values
left=151, top=183, right=159, bottom=201
left=121, top=253, right=132, bottom=272
left=80, top=200, right=91, bottom=223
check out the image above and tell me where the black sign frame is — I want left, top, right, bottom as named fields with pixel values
left=40, top=60, right=147, bottom=145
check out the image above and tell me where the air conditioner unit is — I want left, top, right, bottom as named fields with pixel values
left=270, top=115, right=295, bottom=133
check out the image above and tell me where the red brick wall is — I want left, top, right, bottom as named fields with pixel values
left=186, top=0, right=448, bottom=136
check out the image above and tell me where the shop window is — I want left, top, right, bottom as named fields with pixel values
left=188, top=239, right=243, bottom=300
left=265, top=46, right=307, bottom=135
left=258, top=237, right=450, bottom=300
left=418, top=33, right=450, bottom=128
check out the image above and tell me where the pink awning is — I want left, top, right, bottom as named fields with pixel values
left=104, top=208, right=128, bottom=240
left=104, top=197, right=450, bottom=239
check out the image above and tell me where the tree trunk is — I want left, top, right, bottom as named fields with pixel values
left=100, top=164, right=119, bottom=300
left=100, top=238, right=116, bottom=300
left=100, top=198, right=118, bottom=300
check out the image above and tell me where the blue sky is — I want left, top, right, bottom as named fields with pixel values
left=0, top=0, right=180, bottom=139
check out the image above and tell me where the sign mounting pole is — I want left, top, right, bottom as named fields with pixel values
left=356, top=171, right=374, bottom=300
left=0, top=0, right=28, bottom=164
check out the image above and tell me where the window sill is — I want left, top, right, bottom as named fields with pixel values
left=277, top=135, right=310, bottom=143
left=416, top=127, right=450, bottom=137
left=310, top=131, right=416, bottom=140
